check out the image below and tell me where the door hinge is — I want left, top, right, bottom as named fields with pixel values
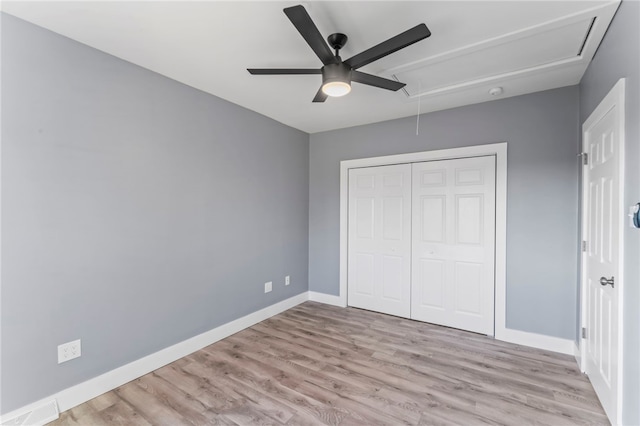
left=579, top=152, right=589, bottom=165
left=581, top=240, right=587, bottom=252
left=582, top=327, right=587, bottom=339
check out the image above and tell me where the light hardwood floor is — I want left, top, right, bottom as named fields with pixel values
left=49, top=302, right=608, bottom=425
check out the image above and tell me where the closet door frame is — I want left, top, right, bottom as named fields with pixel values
left=339, top=142, right=507, bottom=338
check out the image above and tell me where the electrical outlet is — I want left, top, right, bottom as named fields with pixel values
left=58, top=339, right=81, bottom=364
left=285, top=275, right=290, bottom=286
left=264, top=281, right=272, bottom=293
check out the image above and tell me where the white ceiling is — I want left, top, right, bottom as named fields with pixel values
left=2, top=1, right=620, bottom=133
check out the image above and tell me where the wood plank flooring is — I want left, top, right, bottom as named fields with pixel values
left=49, top=302, right=608, bottom=425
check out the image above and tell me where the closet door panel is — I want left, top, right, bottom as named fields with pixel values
left=348, top=164, right=411, bottom=318
left=411, top=156, right=496, bottom=334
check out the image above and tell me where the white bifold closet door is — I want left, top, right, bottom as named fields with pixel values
left=347, top=164, right=411, bottom=318
left=411, top=156, right=496, bottom=334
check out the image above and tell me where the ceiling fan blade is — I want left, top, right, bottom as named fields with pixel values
left=344, top=24, right=431, bottom=70
left=352, top=71, right=406, bottom=91
left=284, top=5, right=336, bottom=65
left=312, top=86, right=328, bottom=103
left=247, top=68, right=321, bottom=75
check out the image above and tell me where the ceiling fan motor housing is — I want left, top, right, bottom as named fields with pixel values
left=322, top=62, right=352, bottom=85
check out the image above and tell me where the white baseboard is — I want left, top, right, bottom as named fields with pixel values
left=2, top=291, right=577, bottom=425
left=0, top=292, right=309, bottom=425
left=308, top=291, right=346, bottom=307
left=307, top=292, right=574, bottom=356
left=495, top=327, right=575, bottom=355
left=306, top=292, right=574, bottom=357
left=0, top=400, right=58, bottom=426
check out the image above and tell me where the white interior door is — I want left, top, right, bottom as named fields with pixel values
left=411, top=156, right=496, bottom=334
left=347, top=164, right=411, bottom=318
left=582, top=80, right=624, bottom=425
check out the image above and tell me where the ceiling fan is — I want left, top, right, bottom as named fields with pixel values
left=247, top=5, right=431, bottom=102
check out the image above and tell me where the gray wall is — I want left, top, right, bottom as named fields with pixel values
left=309, top=86, right=580, bottom=340
left=1, top=13, right=309, bottom=414
left=579, top=1, right=640, bottom=424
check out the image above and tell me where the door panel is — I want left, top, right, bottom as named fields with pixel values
left=382, top=197, right=404, bottom=240
left=421, top=196, right=446, bottom=242
left=583, top=96, right=621, bottom=423
left=455, top=168, right=484, bottom=185
left=421, top=170, right=446, bottom=186
left=454, top=261, right=483, bottom=315
left=419, top=259, right=445, bottom=308
left=355, top=198, right=374, bottom=239
left=353, top=253, right=374, bottom=295
left=382, top=255, right=404, bottom=301
left=456, top=194, right=484, bottom=245
left=411, top=156, right=496, bottom=334
left=348, top=164, right=411, bottom=318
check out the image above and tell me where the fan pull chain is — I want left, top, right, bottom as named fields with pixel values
left=416, top=81, right=422, bottom=136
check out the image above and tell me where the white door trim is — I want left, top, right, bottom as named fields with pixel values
left=579, top=78, right=625, bottom=423
left=339, top=142, right=507, bottom=337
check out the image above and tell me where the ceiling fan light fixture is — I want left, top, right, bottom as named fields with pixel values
left=322, top=81, right=351, bottom=97
left=321, top=62, right=352, bottom=97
